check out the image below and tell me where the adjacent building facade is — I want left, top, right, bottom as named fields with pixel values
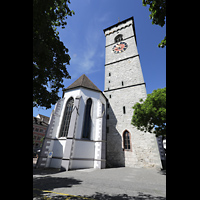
left=33, top=114, right=49, bottom=153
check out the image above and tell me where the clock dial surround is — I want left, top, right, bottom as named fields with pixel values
left=112, top=42, right=128, bottom=54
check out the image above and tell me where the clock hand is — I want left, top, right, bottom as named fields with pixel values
left=116, top=44, right=121, bottom=49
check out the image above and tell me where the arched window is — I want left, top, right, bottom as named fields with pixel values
left=123, top=130, right=131, bottom=150
left=115, top=34, right=123, bottom=43
left=82, top=98, right=92, bottom=139
left=59, top=97, right=74, bottom=137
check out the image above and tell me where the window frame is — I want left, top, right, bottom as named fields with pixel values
left=123, top=130, right=132, bottom=151
left=123, top=106, right=126, bottom=114
left=114, top=34, right=123, bottom=43
left=59, top=97, right=74, bottom=138
left=82, top=98, right=93, bottom=140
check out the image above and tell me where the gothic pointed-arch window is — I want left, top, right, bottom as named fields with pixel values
left=123, top=130, right=131, bottom=150
left=114, top=34, right=123, bottom=43
left=82, top=98, right=92, bottom=139
left=59, top=97, right=74, bottom=137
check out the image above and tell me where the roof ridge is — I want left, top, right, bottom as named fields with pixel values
left=63, top=74, right=101, bottom=93
left=82, top=74, right=86, bottom=85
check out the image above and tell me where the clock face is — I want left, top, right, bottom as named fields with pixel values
left=112, top=42, right=128, bottom=54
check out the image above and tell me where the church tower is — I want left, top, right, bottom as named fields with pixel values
left=103, top=17, right=161, bottom=168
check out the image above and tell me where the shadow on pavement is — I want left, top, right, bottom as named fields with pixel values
left=84, top=192, right=166, bottom=200
left=33, top=176, right=82, bottom=199
left=157, top=169, right=166, bottom=175
left=33, top=191, right=166, bottom=200
left=33, top=167, right=65, bottom=175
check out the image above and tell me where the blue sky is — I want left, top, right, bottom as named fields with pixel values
left=33, top=0, right=166, bottom=117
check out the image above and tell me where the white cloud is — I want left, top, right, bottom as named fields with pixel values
left=97, top=12, right=110, bottom=23
left=70, top=37, right=100, bottom=78
left=67, top=13, right=109, bottom=80
left=69, top=47, right=98, bottom=80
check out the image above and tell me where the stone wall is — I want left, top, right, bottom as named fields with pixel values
left=105, top=84, right=161, bottom=168
left=104, top=17, right=162, bottom=169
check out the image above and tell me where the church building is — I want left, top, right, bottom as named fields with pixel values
left=36, top=17, right=162, bottom=170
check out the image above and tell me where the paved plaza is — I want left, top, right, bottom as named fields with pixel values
left=33, top=166, right=166, bottom=200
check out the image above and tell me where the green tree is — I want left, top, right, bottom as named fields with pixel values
left=131, top=87, right=166, bottom=137
left=142, top=0, right=166, bottom=48
left=33, top=0, right=75, bottom=109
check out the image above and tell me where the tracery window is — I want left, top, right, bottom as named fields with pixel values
left=82, top=98, right=92, bottom=139
left=115, top=34, right=123, bottom=43
left=59, top=97, right=74, bottom=137
left=123, top=130, right=131, bottom=150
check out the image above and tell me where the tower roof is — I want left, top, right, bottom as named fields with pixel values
left=63, top=74, right=101, bottom=92
left=103, top=16, right=137, bottom=45
left=103, top=16, right=134, bottom=33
